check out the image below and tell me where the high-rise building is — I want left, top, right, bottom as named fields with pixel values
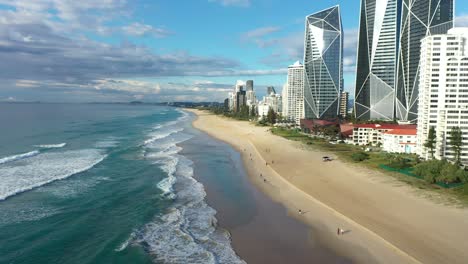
left=354, top=0, right=401, bottom=121
left=267, top=86, right=276, bottom=95
left=246, top=80, right=254, bottom=91
left=245, top=80, right=256, bottom=106
left=339, top=91, right=349, bottom=118
left=416, top=28, right=468, bottom=165
left=304, top=5, right=343, bottom=119
left=281, top=83, right=288, bottom=118
left=396, top=0, right=454, bottom=122
left=283, top=61, right=304, bottom=124
left=234, top=89, right=246, bottom=112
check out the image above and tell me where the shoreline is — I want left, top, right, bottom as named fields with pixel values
left=180, top=115, right=351, bottom=263
left=187, top=109, right=468, bottom=264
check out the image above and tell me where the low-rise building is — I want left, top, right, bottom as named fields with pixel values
left=382, top=129, right=418, bottom=154
left=351, top=124, right=416, bottom=146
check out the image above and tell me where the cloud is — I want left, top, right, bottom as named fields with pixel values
left=343, top=28, right=358, bottom=73
left=122, top=22, right=172, bottom=38
left=209, top=0, right=250, bottom=7
left=0, top=0, right=129, bottom=35
left=242, top=26, right=281, bottom=39
left=256, top=31, right=304, bottom=66
left=0, top=0, right=287, bottom=102
left=456, top=15, right=468, bottom=27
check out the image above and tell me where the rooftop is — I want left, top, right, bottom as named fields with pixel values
left=353, top=124, right=416, bottom=130
left=383, top=129, right=417, bottom=136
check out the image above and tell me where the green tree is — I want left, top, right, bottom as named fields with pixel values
left=437, top=163, right=460, bottom=184
left=424, top=127, right=437, bottom=159
left=266, top=108, right=277, bottom=124
left=413, top=159, right=445, bottom=183
left=323, top=126, right=339, bottom=140
left=387, top=156, right=411, bottom=169
left=351, top=151, right=369, bottom=162
left=249, top=106, right=257, bottom=118
left=449, top=126, right=463, bottom=164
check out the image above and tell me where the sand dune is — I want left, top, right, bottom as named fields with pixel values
left=188, top=109, right=468, bottom=264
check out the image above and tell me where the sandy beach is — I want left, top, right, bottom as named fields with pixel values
left=188, top=109, right=468, bottom=264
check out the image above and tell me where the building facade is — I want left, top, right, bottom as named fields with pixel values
left=351, top=123, right=416, bottom=146
left=263, top=93, right=282, bottom=114
left=416, top=28, right=468, bottom=165
left=396, top=0, right=454, bottom=122
left=382, top=129, right=417, bottom=153
left=354, top=0, right=401, bottom=121
left=283, top=61, right=305, bottom=124
left=304, top=5, right=343, bottom=119
left=339, top=91, right=349, bottom=118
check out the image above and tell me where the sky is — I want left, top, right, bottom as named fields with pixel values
left=0, top=0, right=468, bottom=103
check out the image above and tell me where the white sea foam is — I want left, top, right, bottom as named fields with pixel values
left=137, top=128, right=245, bottom=264
left=34, top=143, right=66, bottom=149
left=0, top=149, right=106, bottom=201
left=143, top=127, right=184, bottom=146
left=115, top=232, right=136, bottom=252
left=0, top=150, right=40, bottom=165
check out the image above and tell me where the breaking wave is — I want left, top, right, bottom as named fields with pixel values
left=0, top=149, right=106, bottom=201
left=0, top=150, right=40, bottom=165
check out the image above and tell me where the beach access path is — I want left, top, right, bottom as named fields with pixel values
left=188, top=109, right=468, bottom=264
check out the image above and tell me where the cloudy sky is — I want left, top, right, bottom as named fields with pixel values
left=1, top=0, right=468, bottom=103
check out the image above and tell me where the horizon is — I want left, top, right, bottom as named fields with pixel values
left=1, top=0, right=468, bottom=103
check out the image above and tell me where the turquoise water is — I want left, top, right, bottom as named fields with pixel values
left=0, top=103, right=243, bottom=264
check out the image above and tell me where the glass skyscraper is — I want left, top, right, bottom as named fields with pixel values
left=355, top=0, right=401, bottom=120
left=303, top=5, right=343, bottom=119
left=396, top=0, right=454, bottom=121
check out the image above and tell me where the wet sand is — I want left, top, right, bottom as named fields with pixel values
left=181, top=122, right=351, bottom=263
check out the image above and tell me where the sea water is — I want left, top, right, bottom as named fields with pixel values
left=0, top=103, right=244, bottom=264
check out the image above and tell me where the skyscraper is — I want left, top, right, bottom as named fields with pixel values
left=245, top=80, right=256, bottom=106
left=283, top=61, right=305, bottom=124
left=339, top=91, right=349, bottom=118
left=416, top=28, right=468, bottom=164
left=396, top=0, right=454, bottom=122
left=267, top=86, right=276, bottom=95
left=304, top=5, right=343, bottom=119
left=246, top=80, right=254, bottom=91
left=354, top=0, right=401, bottom=121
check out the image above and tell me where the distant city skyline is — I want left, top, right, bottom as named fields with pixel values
left=1, top=0, right=468, bottom=103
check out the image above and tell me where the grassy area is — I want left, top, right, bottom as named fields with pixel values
left=271, top=127, right=468, bottom=206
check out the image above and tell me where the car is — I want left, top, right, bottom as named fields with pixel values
left=322, top=156, right=332, bottom=162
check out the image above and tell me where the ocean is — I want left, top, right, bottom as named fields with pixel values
left=0, top=103, right=244, bottom=264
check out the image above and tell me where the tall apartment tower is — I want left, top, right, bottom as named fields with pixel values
left=339, top=91, right=349, bottom=118
left=354, top=0, right=401, bottom=121
left=246, top=80, right=254, bottom=91
left=304, top=5, right=343, bottom=119
left=396, top=0, right=454, bottom=122
left=283, top=61, right=305, bottom=124
left=245, top=80, right=256, bottom=106
left=416, top=28, right=468, bottom=165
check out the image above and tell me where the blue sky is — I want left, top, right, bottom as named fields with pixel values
left=0, top=0, right=467, bottom=102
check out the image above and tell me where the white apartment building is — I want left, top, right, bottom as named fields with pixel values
left=283, top=61, right=304, bottom=124
left=263, top=93, right=282, bottom=114
left=416, top=28, right=468, bottom=165
left=351, top=124, right=416, bottom=146
left=246, top=90, right=257, bottom=107
left=257, top=102, right=270, bottom=120
left=382, top=129, right=418, bottom=154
